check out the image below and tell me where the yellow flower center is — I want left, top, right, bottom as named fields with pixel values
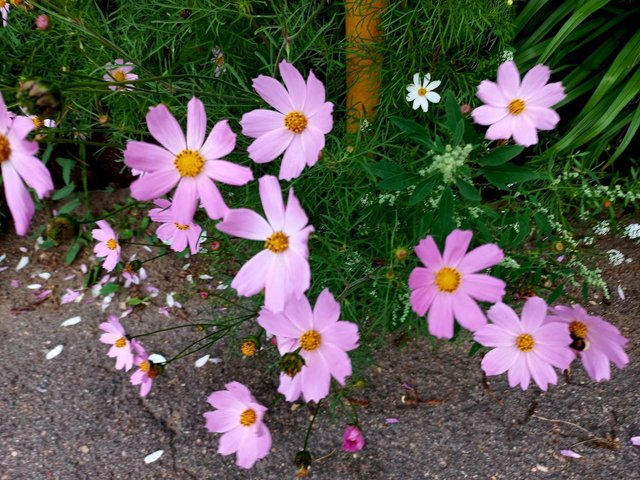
left=508, top=99, right=525, bottom=115
left=139, top=360, right=150, bottom=373
left=112, top=70, right=126, bottom=82
left=569, top=320, right=588, bottom=339
left=516, top=333, right=535, bottom=352
left=264, top=231, right=289, bottom=253
left=417, top=87, right=428, bottom=96
left=174, top=149, right=205, bottom=177
left=32, top=117, right=45, bottom=130
left=283, top=110, right=308, bottom=134
left=241, top=340, right=257, bottom=357
left=115, top=337, right=127, bottom=348
left=0, top=135, right=11, bottom=163
left=300, top=330, right=321, bottom=351
left=434, top=267, right=461, bottom=293
left=174, top=222, right=189, bottom=231
left=106, top=238, right=118, bottom=250
left=239, top=409, right=257, bottom=427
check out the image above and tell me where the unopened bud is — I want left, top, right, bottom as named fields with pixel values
left=393, top=247, right=409, bottom=261
left=241, top=337, right=259, bottom=357
left=280, top=352, right=305, bottom=377
left=98, top=115, right=109, bottom=124
left=294, top=450, right=312, bottom=478
left=553, top=242, right=564, bottom=252
left=460, top=104, right=471, bottom=115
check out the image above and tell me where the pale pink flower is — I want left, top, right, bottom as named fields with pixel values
left=35, top=14, right=49, bottom=30
left=1, top=1, right=9, bottom=27
left=217, top=175, right=314, bottom=313
left=149, top=198, right=202, bottom=254
left=122, top=254, right=147, bottom=288
left=203, top=381, right=271, bottom=469
left=92, top=220, right=121, bottom=272
left=103, top=58, right=138, bottom=91
left=342, top=425, right=365, bottom=452
left=130, top=340, right=157, bottom=397
left=258, top=289, right=359, bottom=403
left=408, top=229, right=506, bottom=339
left=124, top=97, right=253, bottom=224
left=474, top=297, right=574, bottom=391
left=547, top=304, right=628, bottom=381
left=0, top=92, right=54, bottom=235
left=240, top=60, right=333, bottom=180
left=471, top=61, right=566, bottom=146
left=99, top=315, right=134, bottom=371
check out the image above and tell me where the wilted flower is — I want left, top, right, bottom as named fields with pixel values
left=342, top=425, right=365, bottom=452
left=408, top=229, right=506, bottom=339
left=240, top=60, right=333, bottom=180
left=406, top=73, right=441, bottom=112
left=91, top=220, right=121, bottom=272
left=149, top=198, right=203, bottom=254
left=103, top=59, right=138, bottom=91
left=203, top=382, right=271, bottom=469
left=474, top=297, right=574, bottom=391
left=472, top=61, right=566, bottom=146
left=99, top=315, right=134, bottom=371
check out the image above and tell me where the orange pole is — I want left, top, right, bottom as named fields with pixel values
left=345, top=0, right=386, bottom=134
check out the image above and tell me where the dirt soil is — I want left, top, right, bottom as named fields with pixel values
left=1, top=204, right=639, bottom=480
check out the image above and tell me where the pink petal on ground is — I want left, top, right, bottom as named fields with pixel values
left=279, top=60, right=307, bottom=111
left=442, top=229, right=472, bottom=266
left=253, top=74, right=295, bottom=114
left=452, top=292, right=487, bottom=332
left=203, top=410, right=239, bottom=433
left=197, top=175, right=228, bottom=220
left=476, top=80, right=509, bottom=107
left=301, top=359, right=331, bottom=403
left=427, top=294, right=454, bottom=339
left=630, top=437, right=640, bottom=446
left=172, top=177, right=199, bottom=225
left=474, top=324, right=515, bottom=348
left=217, top=208, right=272, bottom=240
left=526, top=107, right=560, bottom=131
left=247, top=127, right=293, bottom=164
left=235, top=431, right=261, bottom=469
left=259, top=175, right=285, bottom=230
left=487, top=303, right=521, bottom=334
left=526, top=82, right=566, bottom=107
left=124, top=141, right=174, bottom=172
left=279, top=135, right=307, bottom=181
left=526, top=352, right=557, bottom=391
left=386, top=418, right=399, bottom=424
left=200, top=120, right=236, bottom=160
left=186, top=97, right=206, bottom=150
left=512, top=115, right=539, bottom=147
left=304, top=70, right=327, bottom=117
left=130, top=168, right=180, bottom=201
left=520, top=296, right=547, bottom=331
left=307, top=102, right=333, bottom=134
left=283, top=188, right=309, bottom=234
left=414, top=236, right=443, bottom=269
left=146, top=104, right=186, bottom=155
left=313, top=288, right=341, bottom=331
left=481, top=346, right=519, bottom=376
left=300, top=127, right=325, bottom=168
left=519, top=64, right=550, bottom=97
left=485, top=116, right=514, bottom=141
left=471, top=105, right=508, bottom=126
left=496, top=61, right=520, bottom=99
left=231, top=250, right=272, bottom=297
left=458, top=244, right=504, bottom=274
left=207, top=390, right=243, bottom=412
left=2, top=162, right=35, bottom=236
left=460, top=274, right=506, bottom=303
left=10, top=153, right=53, bottom=198
left=560, top=449, right=582, bottom=459
left=240, top=109, right=286, bottom=138
left=507, top=353, right=530, bottom=390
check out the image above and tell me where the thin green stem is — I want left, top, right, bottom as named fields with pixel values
left=130, top=323, right=213, bottom=339
left=302, top=400, right=322, bottom=451
left=77, top=202, right=140, bottom=224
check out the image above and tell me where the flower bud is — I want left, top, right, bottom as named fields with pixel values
left=16, top=79, right=61, bottom=119
left=46, top=215, right=78, bottom=242
left=240, top=337, right=260, bottom=357
left=553, top=241, right=564, bottom=252
left=293, top=450, right=312, bottom=478
left=36, top=14, right=49, bottom=30
left=393, top=247, right=409, bottom=261
left=460, top=104, right=471, bottom=115
left=342, top=425, right=365, bottom=452
left=280, top=352, right=305, bottom=377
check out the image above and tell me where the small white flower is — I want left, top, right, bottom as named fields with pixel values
left=406, top=73, right=441, bottom=112
left=143, top=450, right=164, bottom=464
left=607, top=249, right=625, bottom=266
left=623, top=223, right=640, bottom=240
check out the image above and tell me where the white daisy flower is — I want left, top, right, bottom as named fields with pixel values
left=406, top=73, right=441, bottom=112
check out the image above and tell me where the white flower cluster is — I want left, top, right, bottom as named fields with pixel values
left=593, top=220, right=610, bottom=236
left=535, top=205, right=578, bottom=249
left=551, top=170, right=640, bottom=205
left=623, top=223, right=640, bottom=240
left=566, top=259, right=610, bottom=300
left=419, top=144, right=473, bottom=184
left=500, top=256, right=521, bottom=269
left=391, top=287, right=412, bottom=327
left=607, top=249, right=625, bottom=266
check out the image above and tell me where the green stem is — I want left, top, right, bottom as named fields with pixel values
left=130, top=323, right=213, bottom=339
left=302, top=400, right=322, bottom=451
left=77, top=202, right=140, bottom=224
left=140, top=250, right=173, bottom=265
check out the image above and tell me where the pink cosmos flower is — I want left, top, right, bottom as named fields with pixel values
left=149, top=198, right=202, bottom=254
left=99, top=315, right=134, bottom=371
left=122, top=254, right=147, bottom=288
left=471, top=61, right=566, bottom=147
left=240, top=60, right=333, bottom=181
left=130, top=340, right=158, bottom=397
left=408, top=229, right=506, bottom=339
left=547, top=304, right=628, bottom=381
left=342, top=426, right=365, bottom=452
left=103, top=58, right=138, bottom=91
left=203, top=381, right=271, bottom=469
left=474, top=297, right=574, bottom=391
left=124, top=97, right=253, bottom=224
left=258, top=288, right=359, bottom=403
left=0, top=93, right=54, bottom=235
left=92, top=220, right=121, bottom=272
left=1, top=1, right=9, bottom=27
left=216, top=175, right=314, bottom=313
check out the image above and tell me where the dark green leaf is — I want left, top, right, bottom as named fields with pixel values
left=481, top=164, right=547, bottom=189
left=64, top=242, right=82, bottom=265
left=456, top=179, right=481, bottom=202
left=409, top=176, right=437, bottom=205
left=58, top=198, right=81, bottom=215
left=477, top=146, right=525, bottom=166
left=52, top=183, right=75, bottom=201
left=379, top=173, right=421, bottom=191
left=390, top=117, right=436, bottom=150
left=445, top=91, right=463, bottom=135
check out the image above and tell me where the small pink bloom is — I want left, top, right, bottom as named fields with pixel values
left=258, top=288, right=359, bottom=403
left=103, top=58, right=138, bottom=91
left=547, top=304, right=628, bottom=381
left=35, top=14, right=49, bottom=30
left=408, top=229, right=506, bottom=339
left=210, top=240, right=220, bottom=251
left=203, top=381, right=272, bottom=469
left=149, top=198, right=202, bottom=254
left=631, top=436, right=640, bottom=446
left=124, top=97, right=253, bottom=224
left=200, top=291, right=209, bottom=299
left=130, top=340, right=157, bottom=397
left=342, top=426, right=365, bottom=452
left=0, top=92, right=54, bottom=235
left=471, top=61, right=566, bottom=147
left=99, top=315, right=134, bottom=371
left=240, top=60, right=333, bottom=180
left=474, top=297, right=574, bottom=391
left=217, top=175, right=314, bottom=313
left=91, top=220, right=121, bottom=272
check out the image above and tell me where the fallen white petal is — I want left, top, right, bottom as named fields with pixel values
left=209, top=357, right=222, bottom=364
left=182, top=263, right=191, bottom=271
left=617, top=285, right=625, bottom=300
left=0, top=253, right=6, bottom=263
left=64, top=274, right=75, bottom=281
left=16, top=256, right=29, bottom=271
left=61, top=316, right=82, bottom=327
left=37, top=272, right=51, bottom=280
left=27, top=284, right=43, bottom=290
left=0, top=266, right=8, bottom=272
left=80, top=264, right=88, bottom=274
left=166, top=293, right=175, bottom=308
left=143, top=450, right=164, bottom=464
left=560, top=449, right=581, bottom=458
left=46, top=344, right=64, bottom=360
left=19, top=247, right=28, bottom=253
left=194, top=355, right=210, bottom=368
left=199, top=274, right=213, bottom=280
left=149, top=354, right=167, bottom=364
